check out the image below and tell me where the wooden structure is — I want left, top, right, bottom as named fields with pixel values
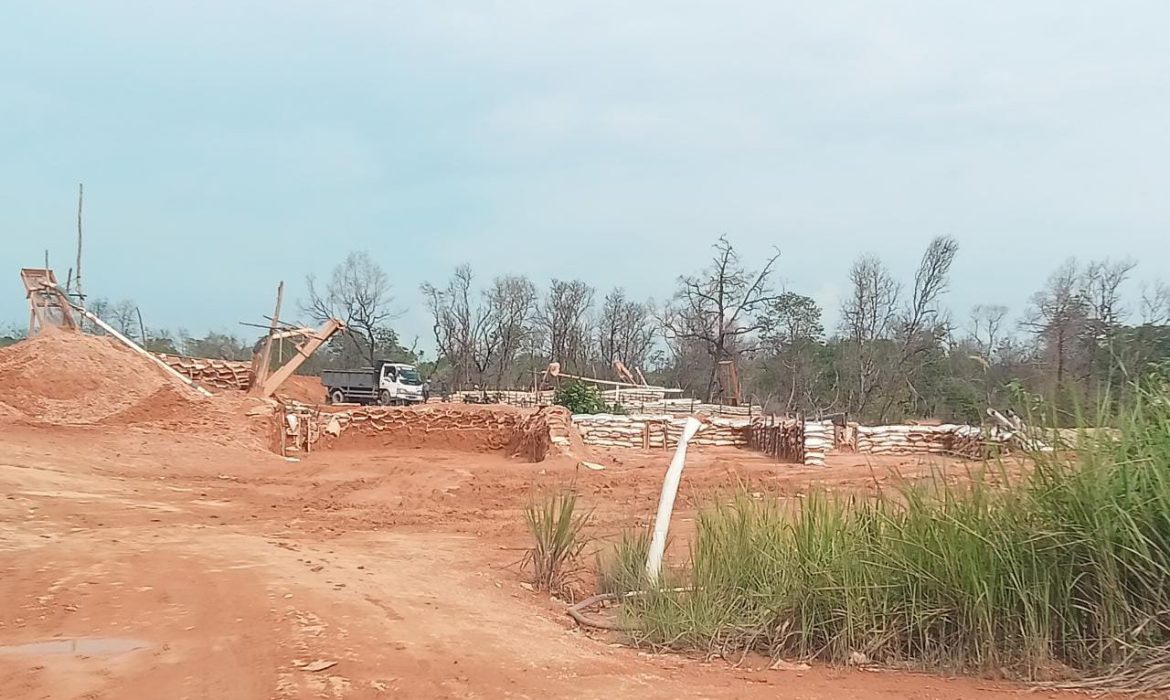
left=745, top=417, right=805, bottom=463
left=21, top=268, right=78, bottom=336
left=250, top=318, right=344, bottom=398
left=716, top=360, right=742, bottom=406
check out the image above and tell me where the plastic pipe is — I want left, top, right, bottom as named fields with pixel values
left=646, top=415, right=704, bottom=585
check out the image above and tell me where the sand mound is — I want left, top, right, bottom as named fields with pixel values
left=277, top=375, right=325, bottom=404
left=0, top=332, right=181, bottom=425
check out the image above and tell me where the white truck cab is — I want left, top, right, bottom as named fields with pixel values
left=378, top=362, right=426, bottom=405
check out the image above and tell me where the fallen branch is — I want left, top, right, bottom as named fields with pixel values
left=565, top=587, right=695, bottom=631
left=566, top=592, right=629, bottom=630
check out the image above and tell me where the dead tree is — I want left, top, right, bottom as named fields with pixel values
left=969, top=304, right=1009, bottom=359
left=538, top=280, right=595, bottom=373
left=483, top=274, right=537, bottom=388
left=882, top=236, right=959, bottom=419
left=303, top=251, right=397, bottom=368
left=423, top=267, right=538, bottom=389
left=422, top=266, right=478, bottom=388
left=596, top=288, right=656, bottom=373
left=1023, top=259, right=1091, bottom=389
left=662, top=236, right=780, bottom=402
left=840, top=254, right=900, bottom=416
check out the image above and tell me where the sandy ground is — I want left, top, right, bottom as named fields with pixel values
left=0, top=421, right=1088, bottom=699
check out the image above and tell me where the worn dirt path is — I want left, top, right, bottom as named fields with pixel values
left=0, top=423, right=1091, bottom=699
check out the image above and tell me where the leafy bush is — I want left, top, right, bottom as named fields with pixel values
left=554, top=380, right=608, bottom=414
left=617, top=370, right=1170, bottom=687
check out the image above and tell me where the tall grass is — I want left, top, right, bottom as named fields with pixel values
left=523, top=490, right=592, bottom=596
left=612, top=371, right=1170, bottom=681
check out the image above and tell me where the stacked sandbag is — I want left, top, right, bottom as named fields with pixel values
left=573, top=414, right=671, bottom=449
left=452, top=390, right=555, bottom=407
left=623, top=399, right=763, bottom=418
left=803, top=421, right=832, bottom=466
left=275, top=403, right=571, bottom=461
left=855, top=424, right=990, bottom=457
left=541, top=405, right=573, bottom=448
left=157, top=353, right=253, bottom=390
left=600, top=388, right=668, bottom=404
left=572, top=414, right=751, bottom=449
left=690, top=417, right=751, bottom=447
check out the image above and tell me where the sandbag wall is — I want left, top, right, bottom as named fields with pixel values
left=803, top=421, right=833, bottom=466
left=854, top=424, right=988, bottom=459
left=277, top=402, right=567, bottom=462
left=157, top=353, right=253, bottom=390
left=572, top=414, right=750, bottom=449
left=453, top=390, right=555, bottom=407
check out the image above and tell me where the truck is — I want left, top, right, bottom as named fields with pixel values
left=321, top=361, right=427, bottom=406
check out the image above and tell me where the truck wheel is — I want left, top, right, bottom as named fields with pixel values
left=329, top=389, right=345, bottom=405
left=379, top=390, right=392, bottom=406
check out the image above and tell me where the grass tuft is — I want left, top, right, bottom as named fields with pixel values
left=523, top=490, right=592, bottom=598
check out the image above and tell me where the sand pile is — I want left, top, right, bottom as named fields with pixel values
left=277, top=375, right=325, bottom=404
left=0, top=331, right=183, bottom=425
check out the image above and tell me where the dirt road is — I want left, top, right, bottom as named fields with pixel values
left=0, top=422, right=1081, bottom=699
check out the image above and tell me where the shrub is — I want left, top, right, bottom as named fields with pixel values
left=554, top=380, right=607, bottom=414
left=523, top=490, right=592, bottom=597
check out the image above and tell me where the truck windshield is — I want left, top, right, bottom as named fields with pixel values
left=397, top=368, right=422, bottom=385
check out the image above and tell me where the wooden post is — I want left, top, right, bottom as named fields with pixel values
left=75, top=183, right=84, bottom=303
left=249, top=282, right=284, bottom=393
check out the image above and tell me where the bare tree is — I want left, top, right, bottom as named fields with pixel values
left=884, top=236, right=960, bottom=418
left=596, top=288, right=657, bottom=373
left=303, top=251, right=397, bottom=367
left=663, top=236, right=781, bottom=402
left=538, top=280, right=595, bottom=373
left=422, top=265, right=478, bottom=388
left=423, top=267, right=539, bottom=389
left=1023, top=259, right=1090, bottom=388
left=969, top=304, right=1009, bottom=358
left=904, top=237, right=959, bottom=340
left=839, top=254, right=900, bottom=416
left=483, top=274, right=537, bottom=387
left=1140, top=281, right=1170, bottom=325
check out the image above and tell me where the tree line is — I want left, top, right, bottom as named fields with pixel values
left=404, top=237, right=1170, bottom=424
left=397, top=236, right=1170, bottom=423
left=13, top=237, right=1169, bottom=424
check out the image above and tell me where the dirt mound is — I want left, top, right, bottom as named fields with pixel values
left=278, top=375, right=325, bottom=404
left=0, top=332, right=178, bottom=424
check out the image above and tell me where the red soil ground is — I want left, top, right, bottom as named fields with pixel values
left=0, top=334, right=1106, bottom=698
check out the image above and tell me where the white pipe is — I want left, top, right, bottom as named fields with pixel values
left=646, top=415, right=704, bottom=585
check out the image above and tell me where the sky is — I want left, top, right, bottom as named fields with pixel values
left=3, top=2, right=1169, bottom=350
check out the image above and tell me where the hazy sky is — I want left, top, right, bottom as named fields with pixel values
left=3, top=2, right=1168, bottom=349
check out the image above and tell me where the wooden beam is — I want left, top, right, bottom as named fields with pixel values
left=258, top=318, right=343, bottom=398
left=553, top=369, right=683, bottom=392
left=249, top=282, right=284, bottom=394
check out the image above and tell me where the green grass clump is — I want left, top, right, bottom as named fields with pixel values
left=523, top=490, right=592, bottom=596
left=596, top=527, right=650, bottom=596
left=612, top=371, right=1170, bottom=681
